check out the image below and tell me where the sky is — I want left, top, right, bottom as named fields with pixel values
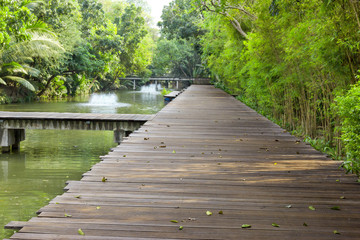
left=146, top=0, right=172, bottom=27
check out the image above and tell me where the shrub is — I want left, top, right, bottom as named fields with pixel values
left=335, top=82, right=360, bottom=176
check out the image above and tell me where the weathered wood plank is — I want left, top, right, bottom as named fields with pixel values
left=7, top=85, right=360, bottom=240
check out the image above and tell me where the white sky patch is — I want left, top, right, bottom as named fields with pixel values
left=146, top=0, right=172, bottom=27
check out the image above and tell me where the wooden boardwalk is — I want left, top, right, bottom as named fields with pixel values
left=5, top=85, right=360, bottom=239
left=0, top=111, right=153, bottom=122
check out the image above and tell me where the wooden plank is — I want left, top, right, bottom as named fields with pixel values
left=0, top=112, right=153, bottom=122
left=7, top=85, right=360, bottom=240
left=4, top=221, right=28, bottom=230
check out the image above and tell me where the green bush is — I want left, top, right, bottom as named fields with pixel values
left=161, top=88, right=172, bottom=96
left=335, top=82, right=360, bottom=176
left=0, top=92, right=11, bottom=104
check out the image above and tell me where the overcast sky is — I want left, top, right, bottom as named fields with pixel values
left=146, top=0, right=172, bottom=27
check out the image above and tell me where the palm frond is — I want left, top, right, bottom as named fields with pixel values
left=22, top=64, right=41, bottom=77
left=2, top=76, right=36, bottom=91
left=0, top=77, right=7, bottom=85
left=1, top=33, right=64, bottom=63
left=2, top=62, right=28, bottom=75
left=26, top=20, right=57, bottom=37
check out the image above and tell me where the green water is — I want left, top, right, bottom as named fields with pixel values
left=0, top=85, right=165, bottom=238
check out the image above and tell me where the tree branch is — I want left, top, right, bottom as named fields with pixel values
left=37, top=70, right=77, bottom=97
left=199, top=0, right=250, bottom=39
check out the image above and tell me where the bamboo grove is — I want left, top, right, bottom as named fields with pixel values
left=187, top=0, right=360, bottom=175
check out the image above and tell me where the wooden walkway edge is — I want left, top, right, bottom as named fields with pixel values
left=5, top=85, right=360, bottom=239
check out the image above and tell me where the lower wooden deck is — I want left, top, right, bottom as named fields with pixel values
left=7, top=85, right=360, bottom=239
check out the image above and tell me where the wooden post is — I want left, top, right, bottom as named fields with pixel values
left=1, top=128, right=25, bottom=153
left=114, top=129, right=125, bottom=145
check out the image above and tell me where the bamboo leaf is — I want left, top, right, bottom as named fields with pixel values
left=241, top=224, right=251, bottom=228
left=78, top=228, right=85, bottom=235
left=308, top=206, right=316, bottom=211
left=206, top=211, right=212, bottom=216
left=272, top=223, right=280, bottom=227
left=170, top=220, right=178, bottom=223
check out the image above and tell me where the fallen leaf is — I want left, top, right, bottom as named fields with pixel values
left=102, top=177, right=107, bottom=182
left=78, top=228, right=85, bottom=235
left=96, top=206, right=101, bottom=210
left=188, top=217, right=196, bottom=221
left=241, top=224, right=251, bottom=228
left=218, top=210, right=223, bottom=214
left=303, top=222, right=308, bottom=227
left=333, top=230, right=340, bottom=235
left=172, top=150, right=176, bottom=153
left=206, top=211, right=212, bottom=216
left=340, top=196, right=346, bottom=199
left=75, top=195, right=81, bottom=199
left=285, top=205, right=292, bottom=208
left=64, top=213, right=72, bottom=218
left=274, top=162, right=278, bottom=165
left=308, top=206, right=316, bottom=211
left=330, top=206, right=340, bottom=210
left=170, top=220, right=178, bottom=223
left=123, top=155, right=126, bottom=157
left=179, top=226, right=184, bottom=230
left=272, top=223, right=280, bottom=227
left=144, top=138, right=149, bottom=140
left=159, top=145, right=166, bottom=148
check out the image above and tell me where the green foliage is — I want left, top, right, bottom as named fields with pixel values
left=0, top=0, right=154, bottom=101
left=152, top=0, right=206, bottom=78
left=161, top=88, right=171, bottom=96
left=192, top=0, right=360, bottom=176
left=335, top=83, right=360, bottom=176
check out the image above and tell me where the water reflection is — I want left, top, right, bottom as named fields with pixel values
left=0, top=161, right=8, bottom=182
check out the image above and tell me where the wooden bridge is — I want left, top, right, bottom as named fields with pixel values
left=119, top=77, right=210, bottom=89
left=0, top=112, right=153, bottom=152
left=4, top=85, right=360, bottom=239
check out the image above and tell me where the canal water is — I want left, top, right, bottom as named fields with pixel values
left=0, top=84, right=165, bottom=238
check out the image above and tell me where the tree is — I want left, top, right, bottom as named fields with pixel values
left=153, top=0, right=206, bottom=78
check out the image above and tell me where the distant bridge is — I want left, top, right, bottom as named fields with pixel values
left=119, top=77, right=211, bottom=89
left=0, top=111, right=153, bottom=152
